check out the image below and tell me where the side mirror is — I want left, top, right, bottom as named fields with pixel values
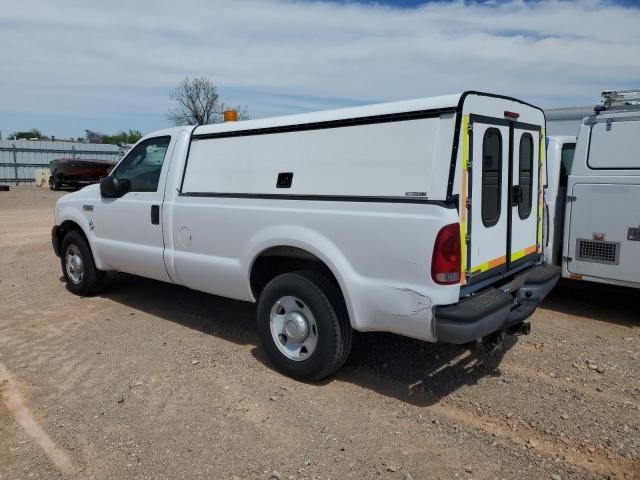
left=100, top=176, right=129, bottom=198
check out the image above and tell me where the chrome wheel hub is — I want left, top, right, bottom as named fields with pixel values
left=284, top=311, right=309, bottom=342
left=65, top=244, right=84, bottom=284
left=270, top=296, right=318, bottom=361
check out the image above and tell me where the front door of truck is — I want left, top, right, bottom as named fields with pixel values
left=462, top=115, right=543, bottom=287
left=93, top=135, right=175, bottom=282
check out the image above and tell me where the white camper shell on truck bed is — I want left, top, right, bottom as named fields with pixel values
left=52, top=91, right=559, bottom=380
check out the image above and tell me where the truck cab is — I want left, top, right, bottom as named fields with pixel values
left=543, top=135, right=576, bottom=267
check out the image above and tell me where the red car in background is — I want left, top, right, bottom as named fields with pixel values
left=49, top=158, right=116, bottom=190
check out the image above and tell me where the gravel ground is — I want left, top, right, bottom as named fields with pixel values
left=0, top=187, right=638, bottom=480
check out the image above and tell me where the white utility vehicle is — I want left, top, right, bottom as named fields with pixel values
left=52, top=91, right=559, bottom=380
left=544, top=90, right=640, bottom=289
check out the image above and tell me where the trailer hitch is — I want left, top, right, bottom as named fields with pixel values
left=477, top=322, right=531, bottom=355
left=507, top=321, right=531, bottom=336
left=480, top=330, right=506, bottom=355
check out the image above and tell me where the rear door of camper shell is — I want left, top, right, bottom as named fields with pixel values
left=456, top=93, right=546, bottom=291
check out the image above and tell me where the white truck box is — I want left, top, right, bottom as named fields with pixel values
left=545, top=90, right=640, bottom=289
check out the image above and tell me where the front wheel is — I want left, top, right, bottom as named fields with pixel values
left=60, top=230, right=107, bottom=296
left=257, top=271, right=352, bottom=381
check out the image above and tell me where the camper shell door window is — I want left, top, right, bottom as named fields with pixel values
left=481, top=128, right=503, bottom=227
left=518, top=133, right=534, bottom=219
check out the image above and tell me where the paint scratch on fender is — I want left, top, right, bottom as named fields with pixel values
left=0, top=362, right=75, bottom=475
left=389, top=287, right=432, bottom=317
left=392, top=287, right=430, bottom=299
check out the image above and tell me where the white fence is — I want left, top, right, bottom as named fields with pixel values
left=0, top=139, right=123, bottom=185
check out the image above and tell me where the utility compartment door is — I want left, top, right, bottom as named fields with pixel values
left=567, top=183, right=640, bottom=284
left=465, top=117, right=510, bottom=283
left=510, top=127, right=542, bottom=267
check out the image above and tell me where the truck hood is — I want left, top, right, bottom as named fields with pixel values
left=57, top=183, right=101, bottom=204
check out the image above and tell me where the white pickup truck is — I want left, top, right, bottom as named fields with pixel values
left=52, top=91, right=560, bottom=380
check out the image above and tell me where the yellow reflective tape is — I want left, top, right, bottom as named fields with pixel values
left=460, top=114, right=470, bottom=285
left=537, top=128, right=545, bottom=251
left=471, top=262, right=491, bottom=274
left=471, top=255, right=506, bottom=274
left=471, top=261, right=487, bottom=273
left=511, top=244, right=537, bottom=262
left=475, top=246, right=537, bottom=272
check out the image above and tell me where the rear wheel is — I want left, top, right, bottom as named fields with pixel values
left=257, top=270, right=352, bottom=381
left=60, top=231, right=107, bottom=296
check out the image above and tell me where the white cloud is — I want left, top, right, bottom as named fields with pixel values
left=0, top=0, right=639, bottom=136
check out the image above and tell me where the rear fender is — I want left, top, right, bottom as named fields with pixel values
left=244, top=225, right=356, bottom=326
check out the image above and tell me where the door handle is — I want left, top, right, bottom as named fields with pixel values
left=151, top=205, right=160, bottom=225
left=511, top=185, right=522, bottom=206
left=545, top=204, right=550, bottom=247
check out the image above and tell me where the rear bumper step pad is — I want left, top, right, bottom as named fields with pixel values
left=434, top=264, right=560, bottom=344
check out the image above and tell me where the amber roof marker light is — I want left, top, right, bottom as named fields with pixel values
left=223, top=110, right=238, bottom=122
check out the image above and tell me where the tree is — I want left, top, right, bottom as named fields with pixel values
left=168, top=76, right=248, bottom=126
left=108, top=129, right=143, bottom=144
left=84, top=129, right=143, bottom=145
left=84, top=129, right=103, bottom=143
left=10, top=128, right=47, bottom=140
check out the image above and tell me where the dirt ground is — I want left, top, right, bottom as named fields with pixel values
left=0, top=187, right=638, bottom=480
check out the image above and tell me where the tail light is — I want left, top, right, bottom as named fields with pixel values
left=431, top=223, right=461, bottom=285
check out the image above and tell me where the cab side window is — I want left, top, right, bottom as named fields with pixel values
left=559, top=143, right=576, bottom=187
left=113, top=136, right=171, bottom=192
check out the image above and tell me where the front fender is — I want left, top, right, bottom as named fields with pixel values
left=55, top=205, right=105, bottom=270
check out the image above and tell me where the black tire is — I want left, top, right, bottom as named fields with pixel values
left=257, top=270, right=352, bottom=381
left=60, top=230, right=108, bottom=296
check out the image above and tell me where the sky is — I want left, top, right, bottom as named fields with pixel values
left=0, top=0, right=639, bottom=139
